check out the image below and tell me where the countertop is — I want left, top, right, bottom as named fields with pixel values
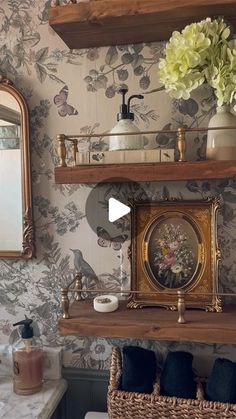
left=0, top=378, right=67, bottom=419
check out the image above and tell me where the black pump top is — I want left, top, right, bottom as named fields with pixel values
left=117, top=88, right=143, bottom=121
left=13, top=319, right=33, bottom=339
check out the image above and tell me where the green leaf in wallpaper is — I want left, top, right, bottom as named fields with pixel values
left=22, top=33, right=40, bottom=48
left=38, top=0, right=51, bottom=25
left=120, top=102, right=158, bottom=128
left=105, top=46, right=118, bottom=65
left=36, top=47, right=49, bottom=63
left=35, top=63, right=47, bottom=83
left=35, top=198, right=85, bottom=236
left=131, top=53, right=144, bottom=69
left=132, top=44, right=143, bottom=54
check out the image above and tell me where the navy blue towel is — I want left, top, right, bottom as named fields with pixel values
left=160, top=351, right=196, bottom=399
left=119, top=346, right=157, bottom=394
left=205, top=358, right=236, bottom=403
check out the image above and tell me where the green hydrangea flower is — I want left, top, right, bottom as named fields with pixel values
left=159, top=18, right=236, bottom=110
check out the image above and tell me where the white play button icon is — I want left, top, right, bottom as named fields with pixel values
left=109, top=198, right=130, bottom=222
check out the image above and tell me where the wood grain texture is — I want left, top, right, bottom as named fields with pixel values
left=54, top=160, right=236, bottom=184
left=48, top=0, right=236, bottom=48
left=59, top=300, right=236, bottom=344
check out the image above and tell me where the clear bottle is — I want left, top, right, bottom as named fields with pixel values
left=12, top=319, right=43, bottom=395
left=109, top=88, right=144, bottom=151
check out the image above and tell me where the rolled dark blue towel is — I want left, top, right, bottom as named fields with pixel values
left=119, top=346, right=157, bottom=394
left=160, top=351, right=196, bottom=399
left=205, top=358, right=236, bottom=403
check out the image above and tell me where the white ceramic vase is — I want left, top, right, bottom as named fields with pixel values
left=206, top=105, right=236, bottom=160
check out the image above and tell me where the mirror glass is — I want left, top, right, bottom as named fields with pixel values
left=0, top=92, right=22, bottom=251
left=0, top=77, right=34, bottom=258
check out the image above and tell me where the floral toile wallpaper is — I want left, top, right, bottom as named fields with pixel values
left=0, top=0, right=236, bottom=376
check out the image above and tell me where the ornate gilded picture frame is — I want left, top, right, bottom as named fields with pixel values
left=0, top=76, right=35, bottom=258
left=128, top=197, right=222, bottom=312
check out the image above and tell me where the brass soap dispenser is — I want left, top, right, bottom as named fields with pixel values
left=109, top=88, right=144, bottom=151
left=12, top=319, right=43, bottom=395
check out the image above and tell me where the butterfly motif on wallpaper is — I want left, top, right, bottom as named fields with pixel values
left=97, top=227, right=128, bottom=251
left=54, top=85, right=78, bottom=117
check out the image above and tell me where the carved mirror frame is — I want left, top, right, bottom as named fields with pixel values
left=0, top=76, right=35, bottom=258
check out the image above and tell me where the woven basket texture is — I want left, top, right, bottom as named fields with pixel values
left=107, top=347, right=236, bottom=419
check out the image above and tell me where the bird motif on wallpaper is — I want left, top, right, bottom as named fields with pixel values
left=70, top=249, right=99, bottom=293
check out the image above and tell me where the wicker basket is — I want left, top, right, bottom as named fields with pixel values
left=107, top=347, right=236, bottom=419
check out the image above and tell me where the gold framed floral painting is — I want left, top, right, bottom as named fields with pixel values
left=128, top=197, right=223, bottom=312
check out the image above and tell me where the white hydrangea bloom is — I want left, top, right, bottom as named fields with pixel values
left=159, top=18, right=236, bottom=108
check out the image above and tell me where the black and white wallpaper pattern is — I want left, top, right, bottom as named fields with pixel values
left=0, top=0, right=236, bottom=374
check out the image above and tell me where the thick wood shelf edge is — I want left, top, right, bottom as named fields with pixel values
left=59, top=300, right=236, bottom=344
left=54, top=160, right=236, bottom=184
left=49, top=0, right=236, bottom=49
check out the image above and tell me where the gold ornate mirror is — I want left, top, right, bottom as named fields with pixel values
left=0, top=76, right=35, bottom=258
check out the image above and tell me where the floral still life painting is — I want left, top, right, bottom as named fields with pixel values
left=148, top=217, right=199, bottom=290
left=128, top=198, right=223, bottom=311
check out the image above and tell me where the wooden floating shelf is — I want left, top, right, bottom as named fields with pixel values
left=48, top=0, right=236, bottom=49
left=55, top=160, right=236, bottom=184
left=59, top=300, right=236, bottom=344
